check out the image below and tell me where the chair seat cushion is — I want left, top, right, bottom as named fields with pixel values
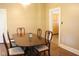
left=9, top=47, right=24, bottom=55
left=34, top=45, right=49, bottom=52
left=11, top=42, right=16, bottom=47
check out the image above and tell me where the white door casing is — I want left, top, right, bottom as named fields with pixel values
left=49, top=7, right=61, bottom=45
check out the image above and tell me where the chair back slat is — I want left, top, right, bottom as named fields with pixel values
left=37, top=28, right=42, bottom=38
left=7, top=31, right=12, bottom=48
left=45, top=31, right=53, bottom=46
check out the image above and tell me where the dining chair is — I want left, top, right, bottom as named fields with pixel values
left=17, top=27, right=25, bottom=36
left=34, top=31, right=53, bottom=56
left=3, top=33, right=25, bottom=56
left=17, top=27, right=27, bottom=50
left=37, top=28, right=42, bottom=38
left=7, top=31, right=16, bottom=48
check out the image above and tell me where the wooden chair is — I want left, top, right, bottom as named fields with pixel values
left=37, top=28, right=42, bottom=38
left=3, top=33, right=25, bottom=56
left=34, top=31, right=53, bottom=56
left=7, top=31, right=16, bottom=48
left=17, top=27, right=26, bottom=50
left=17, top=27, right=25, bottom=36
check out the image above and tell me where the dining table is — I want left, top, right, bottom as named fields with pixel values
left=12, top=33, right=46, bottom=55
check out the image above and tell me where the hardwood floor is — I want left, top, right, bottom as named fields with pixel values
left=50, top=35, right=77, bottom=56
left=0, top=35, right=78, bottom=56
left=0, top=44, right=7, bottom=56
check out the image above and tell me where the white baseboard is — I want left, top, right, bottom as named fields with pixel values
left=59, top=44, right=79, bottom=55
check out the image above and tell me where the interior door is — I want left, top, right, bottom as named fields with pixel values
left=49, top=8, right=60, bottom=34
left=52, top=13, right=59, bottom=34
left=0, top=9, right=7, bottom=43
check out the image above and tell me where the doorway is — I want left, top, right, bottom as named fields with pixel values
left=0, top=9, right=7, bottom=43
left=49, top=8, right=61, bottom=45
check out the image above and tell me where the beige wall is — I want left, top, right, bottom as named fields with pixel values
left=0, top=3, right=46, bottom=37
left=46, top=3, right=79, bottom=50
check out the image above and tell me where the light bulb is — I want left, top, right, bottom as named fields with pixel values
left=20, top=2, right=31, bottom=6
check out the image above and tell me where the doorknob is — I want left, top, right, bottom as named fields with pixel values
left=61, top=21, right=63, bottom=24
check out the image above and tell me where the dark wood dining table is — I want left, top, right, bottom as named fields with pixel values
left=12, top=33, right=46, bottom=55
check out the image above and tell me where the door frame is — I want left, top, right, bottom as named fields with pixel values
left=49, top=7, right=61, bottom=46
